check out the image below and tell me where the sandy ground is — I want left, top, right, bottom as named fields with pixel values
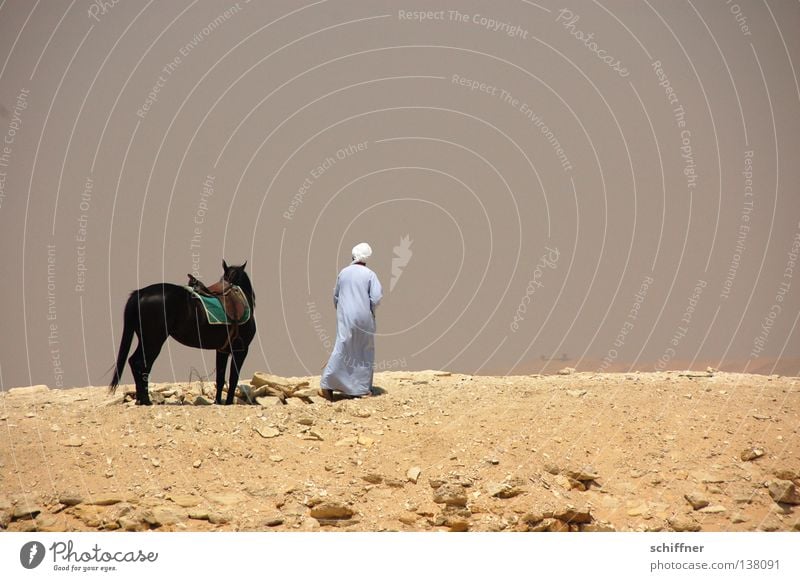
left=1, top=369, right=799, bottom=532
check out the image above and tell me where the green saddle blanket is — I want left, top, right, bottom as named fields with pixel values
left=184, top=286, right=251, bottom=325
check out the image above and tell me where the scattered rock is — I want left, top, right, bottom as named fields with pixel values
left=407, top=466, right=422, bottom=484
left=362, top=473, right=383, bottom=484
left=730, top=512, right=748, bottom=524
left=767, top=480, right=800, bottom=505
left=206, top=492, right=248, bottom=506
left=433, top=483, right=468, bottom=507
left=188, top=510, right=211, bottom=521
left=398, top=514, right=418, bottom=525
left=626, top=503, right=649, bottom=517
left=581, top=521, right=616, bottom=532
left=303, top=430, right=324, bottom=441
left=487, top=478, right=525, bottom=499
left=168, top=494, right=201, bottom=508
left=119, top=514, right=148, bottom=532
left=208, top=512, right=231, bottom=525
left=554, top=474, right=585, bottom=490
left=439, top=506, right=471, bottom=531
left=774, top=469, right=799, bottom=481
left=193, top=459, right=202, bottom=469
left=740, top=448, right=765, bottom=462
left=557, top=367, right=575, bottom=375
left=565, top=466, right=600, bottom=482
left=310, top=502, right=354, bottom=520
left=59, top=492, right=84, bottom=507
left=12, top=504, right=42, bottom=521
left=254, top=426, right=280, bottom=439
left=0, top=510, right=11, bottom=529
left=357, top=435, right=375, bottom=447
left=684, top=493, right=710, bottom=511
left=668, top=516, right=701, bottom=532
left=553, top=505, right=592, bottom=524
left=264, top=516, right=284, bottom=527
left=193, top=395, right=212, bottom=406
left=86, top=494, right=126, bottom=506
left=62, top=437, right=83, bottom=447
left=269, top=455, right=284, bottom=463
left=143, top=506, right=184, bottom=528
left=698, top=505, right=727, bottom=514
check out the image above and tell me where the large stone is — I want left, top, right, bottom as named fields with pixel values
left=8, top=385, right=49, bottom=396
left=310, top=502, right=354, bottom=520
left=432, top=483, right=468, bottom=507
left=407, top=466, right=422, bottom=484
left=767, top=480, right=800, bottom=505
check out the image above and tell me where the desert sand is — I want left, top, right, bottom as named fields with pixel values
left=1, top=369, right=798, bottom=532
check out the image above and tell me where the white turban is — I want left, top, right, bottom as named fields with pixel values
left=351, top=242, right=372, bottom=263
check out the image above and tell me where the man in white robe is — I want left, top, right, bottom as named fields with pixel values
left=320, top=243, right=383, bottom=400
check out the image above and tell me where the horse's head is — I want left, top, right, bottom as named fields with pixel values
left=222, top=259, right=247, bottom=284
left=222, top=260, right=254, bottom=307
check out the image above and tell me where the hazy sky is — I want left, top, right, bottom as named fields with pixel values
left=1, top=0, right=798, bottom=389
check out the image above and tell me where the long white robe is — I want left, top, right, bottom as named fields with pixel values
left=320, top=263, right=383, bottom=396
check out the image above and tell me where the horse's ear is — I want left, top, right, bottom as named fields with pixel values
left=222, top=260, right=229, bottom=272
left=241, top=260, right=247, bottom=270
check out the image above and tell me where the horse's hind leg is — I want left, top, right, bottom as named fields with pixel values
left=225, top=346, right=248, bottom=405
left=129, top=334, right=167, bottom=405
left=128, top=343, right=151, bottom=405
left=214, top=350, right=229, bottom=405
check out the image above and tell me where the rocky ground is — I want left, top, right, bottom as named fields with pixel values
left=1, top=369, right=799, bottom=533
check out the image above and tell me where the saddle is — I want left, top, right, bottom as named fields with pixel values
left=187, top=274, right=250, bottom=352
left=187, top=274, right=249, bottom=323
left=187, top=274, right=250, bottom=324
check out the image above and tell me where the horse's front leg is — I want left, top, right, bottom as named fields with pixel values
left=225, top=346, right=248, bottom=405
left=215, top=350, right=229, bottom=404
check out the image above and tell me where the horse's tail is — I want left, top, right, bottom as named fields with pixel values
left=109, top=293, right=137, bottom=393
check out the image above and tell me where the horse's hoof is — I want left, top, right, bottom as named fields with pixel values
left=136, top=399, right=153, bottom=406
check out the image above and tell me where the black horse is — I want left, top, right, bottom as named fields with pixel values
left=109, top=261, right=256, bottom=405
